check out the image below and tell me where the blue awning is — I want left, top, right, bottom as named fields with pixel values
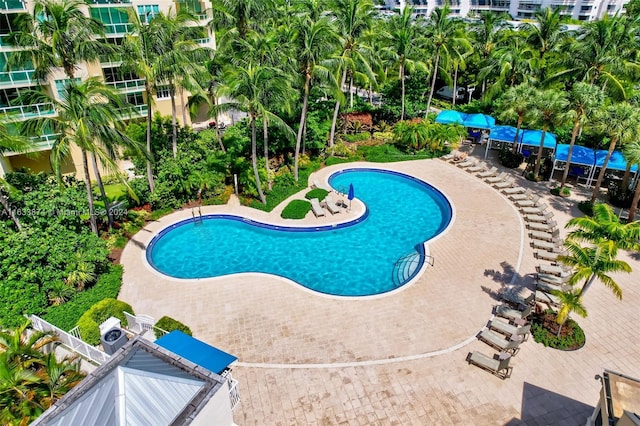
left=595, top=149, right=638, bottom=172
left=156, top=331, right=238, bottom=375
left=435, top=110, right=465, bottom=125
left=554, top=144, right=595, bottom=166
left=520, top=130, right=557, bottom=149
left=463, top=113, right=495, bottom=129
left=489, top=125, right=521, bottom=143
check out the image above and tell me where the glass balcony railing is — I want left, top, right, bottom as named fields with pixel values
left=0, top=0, right=25, bottom=11
left=119, top=104, right=147, bottom=118
left=3, top=132, right=59, bottom=156
left=0, top=103, right=56, bottom=121
left=0, top=70, right=36, bottom=87
left=106, top=78, right=145, bottom=93
left=194, top=37, right=210, bottom=45
left=88, top=0, right=131, bottom=4
left=103, top=22, right=133, bottom=36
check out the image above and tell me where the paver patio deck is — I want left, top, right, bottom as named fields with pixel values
left=119, top=155, right=640, bottom=425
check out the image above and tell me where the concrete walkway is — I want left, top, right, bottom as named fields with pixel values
left=119, top=154, right=640, bottom=425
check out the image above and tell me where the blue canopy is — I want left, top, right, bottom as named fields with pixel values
left=435, top=110, right=465, bottom=125
left=520, top=130, right=557, bottom=149
left=595, top=149, right=638, bottom=172
left=156, top=330, right=238, bottom=375
left=554, top=144, right=595, bottom=167
left=463, top=113, right=496, bottom=129
left=489, top=125, right=521, bottom=143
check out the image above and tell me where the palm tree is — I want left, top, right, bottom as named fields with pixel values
left=522, top=7, right=566, bottom=80
left=217, top=63, right=294, bottom=204
left=216, top=0, right=277, bottom=39
left=292, top=13, right=340, bottom=181
left=384, top=7, right=426, bottom=121
left=327, top=0, right=376, bottom=148
left=424, top=5, right=469, bottom=115
left=590, top=103, right=640, bottom=203
left=21, top=79, right=145, bottom=235
left=47, top=281, right=76, bottom=306
left=529, top=89, right=569, bottom=178
left=0, top=122, right=30, bottom=231
left=558, top=239, right=631, bottom=299
left=10, top=0, right=110, bottom=81
left=36, top=352, right=85, bottom=409
left=470, top=11, right=510, bottom=96
left=0, top=321, right=56, bottom=366
left=497, top=83, right=536, bottom=153
left=559, top=83, right=604, bottom=190
left=153, top=9, right=210, bottom=158
left=623, top=141, right=640, bottom=221
left=566, top=203, right=640, bottom=251
left=552, top=289, right=587, bottom=337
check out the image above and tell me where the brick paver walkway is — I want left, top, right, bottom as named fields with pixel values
left=120, top=154, right=640, bottom=425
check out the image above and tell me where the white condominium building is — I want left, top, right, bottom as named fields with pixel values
left=0, top=0, right=214, bottom=178
left=382, top=0, right=628, bottom=20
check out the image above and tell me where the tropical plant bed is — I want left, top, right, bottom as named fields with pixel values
left=531, top=311, right=585, bottom=351
left=551, top=186, right=571, bottom=197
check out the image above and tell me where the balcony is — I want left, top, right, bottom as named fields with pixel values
left=88, top=0, right=131, bottom=3
left=0, top=0, right=25, bottom=11
left=3, top=132, right=59, bottom=156
left=0, top=102, right=56, bottom=121
left=119, top=104, right=147, bottom=119
left=103, top=22, right=133, bottom=36
left=0, top=69, right=36, bottom=88
left=106, top=78, right=145, bottom=94
left=194, top=37, right=211, bottom=45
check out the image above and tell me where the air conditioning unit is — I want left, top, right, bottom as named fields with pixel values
left=100, top=327, right=129, bottom=355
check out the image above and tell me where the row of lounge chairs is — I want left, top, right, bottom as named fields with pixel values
left=310, top=193, right=344, bottom=217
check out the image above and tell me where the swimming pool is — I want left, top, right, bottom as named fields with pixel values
left=146, top=168, right=453, bottom=296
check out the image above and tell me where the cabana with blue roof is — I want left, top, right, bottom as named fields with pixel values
left=519, top=130, right=557, bottom=152
left=434, top=110, right=466, bottom=125
left=156, top=330, right=238, bottom=375
left=484, top=125, right=521, bottom=159
left=463, top=113, right=495, bottom=129
left=587, top=149, right=639, bottom=187
left=551, top=144, right=595, bottom=184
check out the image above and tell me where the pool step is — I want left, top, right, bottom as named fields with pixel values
left=392, top=251, right=434, bottom=288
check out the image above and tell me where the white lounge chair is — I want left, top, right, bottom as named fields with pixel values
left=477, top=167, right=498, bottom=178
left=493, top=178, right=515, bottom=189
left=478, top=330, right=522, bottom=355
left=537, top=273, right=570, bottom=285
left=529, top=228, right=560, bottom=242
left=485, top=172, right=508, bottom=184
left=500, top=288, right=535, bottom=308
left=534, top=250, right=560, bottom=262
left=457, top=158, right=476, bottom=168
left=536, top=280, right=571, bottom=294
left=488, top=318, right=531, bottom=341
left=495, top=304, right=532, bottom=321
left=521, top=203, right=548, bottom=215
left=531, top=239, right=562, bottom=251
left=467, top=162, right=487, bottom=173
left=524, top=211, right=554, bottom=223
left=537, top=263, right=571, bottom=277
left=527, top=220, right=557, bottom=232
left=310, top=198, right=325, bottom=217
left=535, top=290, right=561, bottom=307
left=514, top=194, right=540, bottom=208
left=502, top=186, right=525, bottom=195
left=466, top=351, right=512, bottom=380
left=441, top=151, right=457, bottom=161
left=322, top=194, right=341, bottom=214
left=508, top=188, right=533, bottom=201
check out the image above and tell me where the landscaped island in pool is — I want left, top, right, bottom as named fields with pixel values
left=146, top=168, right=453, bottom=296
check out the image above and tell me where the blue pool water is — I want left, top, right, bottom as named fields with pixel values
left=147, top=169, right=453, bottom=296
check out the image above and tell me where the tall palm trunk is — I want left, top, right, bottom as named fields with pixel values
left=0, top=192, right=21, bottom=231
left=400, top=62, right=406, bottom=121
left=511, top=115, right=524, bottom=154
left=170, top=84, right=178, bottom=158
left=180, top=87, right=187, bottom=125
left=628, top=175, right=640, bottom=222
left=211, top=94, right=225, bottom=153
left=294, top=75, right=311, bottom=181
left=425, top=51, right=440, bottom=117
left=329, top=68, right=348, bottom=148
left=81, top=149, right=98, bottom=235
left=452, top=64, right=458, bottom=107
left=533, top=127, right=548, bottom=178
left=145, top=83, right=155, bottom=193
left=579, top=274, right=597, bottom=298
left=591, top=137, right=618, bottom=203
left=621, top=164, right=632, bottom=191
left=560, top=120, right=581, bottom=190
left=263, top=114, right=271, bottom=190
left=90, top=152, right=113, bottom=230
left=349, top=74, right=354, bottom=109
left=250, top=115, right=266, bottom=205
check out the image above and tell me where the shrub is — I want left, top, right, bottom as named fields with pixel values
left=281, top=199, right=311, bottom=219
left=305, top=188, right=329, bottom=201
left=44, top=265, right=123, bottom=332
left=76, top=298, right=134, bottom=345
left=498, top=149, right=524, bottom=169
left=154, top=315, right=192, bottom=338
left=342, top=132, right=370, bottom=143
left=578, top=201, right=594, bottom=216
left=607, top=182, right=634, bottom=208
left=126, top=177, right=151, bottom=207
left=551, top=186, right=571, bottom=197
left=326, top=141, right=357, bottom=157
left=531, top=311, right=585, bottom=350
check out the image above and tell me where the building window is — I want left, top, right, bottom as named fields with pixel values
left=54, top=78, right=81, bottom=97
left=156, top=85, right=170, bottom=100
left=137, top=5, right=159, bottom=24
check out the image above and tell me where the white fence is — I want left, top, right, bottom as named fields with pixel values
left=222, top=369, right=241, bottom=410
left=28, top=315, right=110, bottom=365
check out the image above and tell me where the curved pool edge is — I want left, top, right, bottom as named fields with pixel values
left=140, top=166, right=456, bottom=299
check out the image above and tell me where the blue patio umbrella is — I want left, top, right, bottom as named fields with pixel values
left=348, top=183, right=354, bottom=210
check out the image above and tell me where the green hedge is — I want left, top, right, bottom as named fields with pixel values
left=532, top=313, right=586, bottom=350
left=43, top=265, right=123, bottom=332
left=305, top=188, right=329, bottom=200
left=281, top=199, right=311, bottom=219
left=154, top=316, right=192, bottom=338
left=76, top=298, right=134, bottom=346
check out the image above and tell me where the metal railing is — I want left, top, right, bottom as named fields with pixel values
left=28, top=315, right=110, bottom=365
left=118, top=104, right=148, bottom=119
left=194, top=37, right=211, bottom=45
left=0, top=70, right=36, bottom=86
left=0, top=0, right=25, bottom=10
left=391, top=251, right=434, bottom=288
left=222, top=370, right=241, bottom=410
left=103, top=22, right=133, bottom=36
left=0, top=102, right=56, bottom=121
left=124, top=312, right=168, bottom=340
left=106, top=78, right=145, bottom=93
left=88, top=0, right=131, bottom=4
